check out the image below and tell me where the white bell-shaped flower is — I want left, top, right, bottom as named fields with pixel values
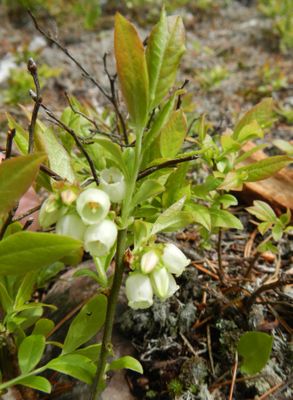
left=84, top=219, right=117, bottom=257
left=150, top=267, right=170, bottom=299
left=141, top=250, right=159, bottom=274
left=39, top=196, right=61, bottom=228
left=165, top=273, right=179, bottom=299
left=76, top=188, right=110, bottom=225
left=100, top=167, right=126, bottom=203
left=55, top=213, right=86, bottom=241
left=125, top=273, right=153, bottom=310
left=162, top=243, right=190, bottom=277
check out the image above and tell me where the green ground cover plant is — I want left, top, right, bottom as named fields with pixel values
left=0, top=9, right=292, bottom=400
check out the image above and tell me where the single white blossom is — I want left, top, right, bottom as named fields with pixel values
left=162, top=243, right=190, bottom=276
left=84, top=219, right=117, bottom=256
left=125, top=273, right=153, bottom=310
left=76, top=188, right=110, bottom=225
left=150, top=267, right=170, bottom=299
left=55, top=213, right=86, bottom=241
left=140, top=250, right=159, bottom=274
left=100, top=167, right=126, bottom=203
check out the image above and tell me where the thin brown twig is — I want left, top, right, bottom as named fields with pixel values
left=245, top=276, right=293, bottom=311
left=228, top=352, right=238, bottom=400
left=217, top=227, right=224, bottom=283
left=39, top=164, right=63, bottom=181
left=103, top=53, right=128, bottom=145
left=35, top=100, right=99, bottom=185
left=29, top=11, right=129, bottom=145
left=13, top=205, right=42, bottom=222
left=257, top=381, right=284, bottom=400
left=176, top=79, right=189, bottom=109
left=137, top=154, right=199, bottom=180
left=207, top=324, right=215, bottom=376
left=192, top=262, right=219, bottom=280
left=5, top=128, right=16, bottom=159
left=27, top=58, right=42, bottom=153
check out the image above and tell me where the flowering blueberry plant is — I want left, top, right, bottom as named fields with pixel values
left=0, top=8, right=291, bottom=400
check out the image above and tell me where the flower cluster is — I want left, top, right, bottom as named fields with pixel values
left=126, top=244, right=190, bottom=310
left=39, top=167, right=125, bottom=257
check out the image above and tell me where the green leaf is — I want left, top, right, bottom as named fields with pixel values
left=235, top=144, right=267, bottom=164
left=75, top=344, right=101, bottom=362
left=93, top=136, right=128, bottom=178
left=257, top=241, right=278, bottom=254
left=133, top=220, right=153, bottom=248
left=62, top=294, right=107, bottom=354
left=151, top=197, right=185, bottom=234
left=0, top=153, right=46, bottom=216
left=143, top=91, right=178, bottom=153
left=109, top=356, right=143, bottom=374
left=236, top=155, right=292, bottom=182
left=47, top=354, right=95, bottom=384
left=18, top=335, right=46, bottom=374
left=32, top=318, right=55, bottom=336
left=160, top=110, right=187, bottom=158
left=185, top=203, right=211, bottom=231
left=237, top=331, right=273, bottom=375
left=133, top=180, right=165, bottom=207
left=234, top=120, right=263, bottom=143
left=258, top=221, right=272, bottom=235
left=146, top=10, right=185, bottom=108
left=210, top=209, right=243, bottom=230
left=0, top=232, right=83, bottom=275
left=272, top=222, right=283, bottom=241
left=246, top=201, right=277, bottom=222
left=37, top=126, right=75, bottom=183
left=162, top=163, right=190, bottom=208
left=114, top=13, right=149, bottom=129
left=14, top=272, right=38, bottom=310
left=192, top=176, right=221, bottom=199
left=233, top=98, right=276, bottom=138
left=273, top=139, right=293, bottom=155
left=216, top=194, right=238, bottom=209
left=17, top=376, right=51, bottom=393
left=0, top=281, right=13, bottom=313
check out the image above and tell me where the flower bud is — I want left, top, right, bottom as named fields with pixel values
left=141, top=250, right=159, bottom=274
left=39, top=196, right=61, bottom=228
left=55, top=213, right=86, bottom=241
left=84, top=219, right=117, bottom=257
left=162, top=243, right=190, bottom=277
left=125, top=273, right=153, bottom=310
left=100, top=167, right=125, bottom=203
left=150, top=267, right=170, bottom=299
left=76, top=188, right=110, bottom=225
left=61, top=189, right=77, bottom=205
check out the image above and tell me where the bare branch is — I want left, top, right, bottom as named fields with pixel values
left=103, top=53, right=128, bottom=145
left=5, top=128, right=16, bottom=159
left=27, top=58, right=42, bottom=153
left=36, top=101, right=99, bottom=185
left=28, top=11, right=129, bottom=145
left=137, top=154, right=198, bottom=181
left=245, top=276, right=293, bottom=311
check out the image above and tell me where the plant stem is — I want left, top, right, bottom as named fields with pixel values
left=217, top=228, right=224, bottom=283
left=90, top=229, right=127, bottom=400
left=91, top=128, right=143, bottom=400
